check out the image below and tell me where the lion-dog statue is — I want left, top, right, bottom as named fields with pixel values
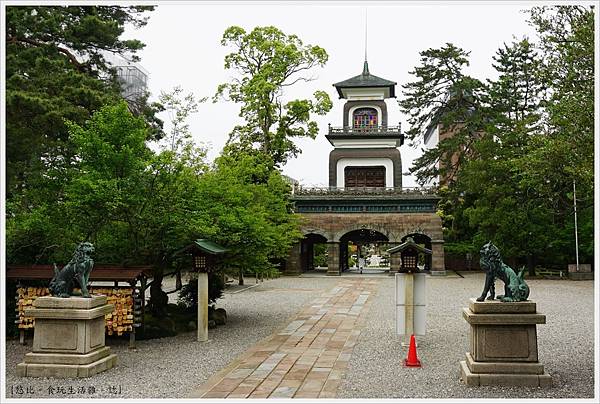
left=477, top=241, right=530, bottom=302
left=49, top=242, right=95, bottom=298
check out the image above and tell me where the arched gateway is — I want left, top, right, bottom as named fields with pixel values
left=285, top=61, right=445, bottom=276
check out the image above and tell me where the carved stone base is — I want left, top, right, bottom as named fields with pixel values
left=459, top=360, right=552, bottom=387
left=17, top=296, right=116, bottom=378
left=17, top=353, right=117, bottom=378
left=459, top=298, right=551, bottom=387
left=568, top=272, right=594, bottom=280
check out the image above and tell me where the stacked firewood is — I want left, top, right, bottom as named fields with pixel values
left=15, top=286, right=138, bottom=336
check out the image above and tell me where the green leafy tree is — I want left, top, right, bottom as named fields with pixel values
left=197, top=150, right=302, bottom=284
left=313, top=243, right=328, bottom=267
left=66, top=99, right=206, bottom=252
left=211, top=26, right=326, bottom=283
left=63, top=101, right=209, bottom=316
left=5, top=5, right=162, bottom=199
left=522, top=6, right=595, bottom=264
left=159, top=86, right=207, bottom=153
left=401, top=6, right=594, bottom=270
left=215, top=26, right=332, bottom=167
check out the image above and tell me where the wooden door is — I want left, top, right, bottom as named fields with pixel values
left=344, top=166, right=386, bottom=188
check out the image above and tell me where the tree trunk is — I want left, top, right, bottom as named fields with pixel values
left=527, top=254, right=536, bottom=277
left=149, top=271, right=169, bottom=317
left=175, top=270, right=182, bottom=290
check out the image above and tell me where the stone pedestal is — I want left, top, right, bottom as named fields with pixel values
left=459, top=298, right=551, bottom=387
left=568, top=264, right=593, bottom=280
left=430, top=240, right=446, bottom=276
left=197, top=272, right=209, bottom=342
left=17, top=295, right=117, bottom=378
left=284, top=242, right=302, bottom=275
left=395, top=273, right=426, bottom=346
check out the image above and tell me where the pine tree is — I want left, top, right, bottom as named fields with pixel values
left=462, top=39, right=548, bottom=273
left=399, top=43, right=486, bottom=186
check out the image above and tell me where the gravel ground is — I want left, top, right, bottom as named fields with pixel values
left=338, top=272, right=596, bottom=399
left=5, top=272, right=596, bottom=400
left=4, top=276, right=339, bottom=399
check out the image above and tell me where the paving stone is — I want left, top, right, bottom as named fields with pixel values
left=300, top=379, right=326, bottom=392
left=295, top=390, right=320, bottom=398
left=238, top=377, right=263, bottom=388
left=227, top=392, right=250, bottom=398
left=227, top=367, right=254, bottom=378
left=207, top=378, right=243, bottom=392
left=203, top=391, right=229, bottom=398
left=248, top=391, right=270, bottom=398
left=322, top=379, right=341, bottom=393
left=270, top=386, right=297, bottom=398
left=328, top=369, right=345, bottom=380
left=193, top=279, right=377, bottom=399
left=286, top=369, right=311, bottom=380
left=228, top=384, right=255, bottom=397
left=254, top=379, right=280, bottom=392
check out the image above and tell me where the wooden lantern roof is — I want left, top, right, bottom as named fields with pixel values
left=176, top=239, right=228, bottom=256
left=387, top=237, right=432, bottom=255
left=175, top=239, right=228, bottom=273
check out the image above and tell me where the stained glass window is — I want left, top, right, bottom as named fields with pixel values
left=353, top=108, right=378, bottom=129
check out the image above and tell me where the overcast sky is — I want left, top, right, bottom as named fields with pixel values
left=124, top=2, right=539, bottom=187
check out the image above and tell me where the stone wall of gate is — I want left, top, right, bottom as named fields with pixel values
left=298, top=212, right=443, bottom=243
left=285, top=212, right=445, bottom=275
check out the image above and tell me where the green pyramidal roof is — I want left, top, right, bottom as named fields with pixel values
left=174, top=238, right=228, bottom=258
left=387, top=237, right=432, bottom=255
left=333, top=61, right=396, bottom=98
left=193, top=239, right=228, bottom=255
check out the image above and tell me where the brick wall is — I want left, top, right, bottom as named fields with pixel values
left=298, top=212, right=443, bottom=242
left=287, top=211, right=445, bottom=274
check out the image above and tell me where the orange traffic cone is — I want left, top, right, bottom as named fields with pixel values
left=404, top=334, right=421, bottom=367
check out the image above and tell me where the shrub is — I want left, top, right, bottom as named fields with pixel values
left=177, top=272, right=225, bottom=312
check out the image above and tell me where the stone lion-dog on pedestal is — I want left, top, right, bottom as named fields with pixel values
left=49, top=242, right=95, bottom=298
left=477, top=241, right=530, bottom=302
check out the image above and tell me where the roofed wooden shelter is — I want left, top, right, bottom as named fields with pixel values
left=387, top=237, right=432, bottom=273
left=175, top=239, right=228, bottom=342
left=177, top=239, right=229, bottom=273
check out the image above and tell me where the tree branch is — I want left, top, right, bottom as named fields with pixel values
left=7, top=35, right=85, bottom=72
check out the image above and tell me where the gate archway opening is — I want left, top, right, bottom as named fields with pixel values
left=340, top=229, right=389, bottom=273
left=401, top=233, right=433, bottom=272
left=300, top=233, right=328, bottom=272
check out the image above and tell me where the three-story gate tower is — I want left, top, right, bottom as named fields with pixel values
left=285, top=61, right=445, bottom=276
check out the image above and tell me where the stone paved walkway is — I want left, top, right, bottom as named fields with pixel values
left=190, top=278, right=379, bottom=398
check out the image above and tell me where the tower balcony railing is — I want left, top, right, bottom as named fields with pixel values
left=327, top=124, right=403, bottom=136
left=292, top=186, right=437, bottom=197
